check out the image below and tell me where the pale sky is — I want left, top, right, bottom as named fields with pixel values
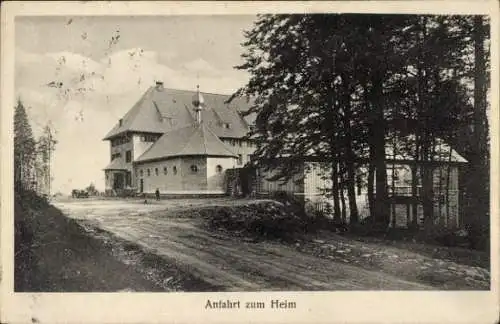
left=15, top=15, right=256, bottom=194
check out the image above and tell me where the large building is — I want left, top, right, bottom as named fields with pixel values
left=103, top=81, right=255, bottom=195
left=103, top=81, right=467, bottom=229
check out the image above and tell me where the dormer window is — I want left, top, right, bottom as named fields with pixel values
left=141, top=134, right=158, bottom=142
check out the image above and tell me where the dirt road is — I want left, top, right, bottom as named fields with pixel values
left=54, top=198, right=437, bottom=290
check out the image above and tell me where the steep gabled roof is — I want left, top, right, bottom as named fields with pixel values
left=135, top=123, right=237, bottom=163
left=272, top=136, right=467, bottom=164
left=103, top=158, right=128, bottom=170
left=103, top=86, right=253, bottom=140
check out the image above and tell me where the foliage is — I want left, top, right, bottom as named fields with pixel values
left=14, top=98, right=57, bottom=195
left=232, top=14, right=490, bottom=236
left=14, top=99, right=36, bottom=190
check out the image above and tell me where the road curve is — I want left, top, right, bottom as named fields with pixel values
left=54, top=199, right=433, bottom=291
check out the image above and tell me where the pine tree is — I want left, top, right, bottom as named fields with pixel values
left=233, top=14, right=487, bottom=235
left=35, top=124, right=57, bottom=196
left=14, top=99, right=36, bottom=190
left=468, top=15, right=490, bottom=249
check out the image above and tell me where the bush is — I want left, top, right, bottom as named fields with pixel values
left=205, top=200, right=309, bottom=242
left=350, top=216, right=389, bottom=236
left=464, top=224, right=489, bottom=251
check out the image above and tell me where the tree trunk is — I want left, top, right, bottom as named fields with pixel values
left=363, top=81, right=376, bottom=222
left=346, top=165, right=359, bottom=224
left=411, top=164, right=419, bottom=226
left=331, top=160, right=342, bottom=223
left=422, top=135, right=439, bottom=230
left=340, top=179, right=347, bottom=224
left=437, top=148, right=444, bottom=227
left=341, top=73, right=359, bottom=224
left=469, top=15, right=489, bottom=248
left=371, top=74, right=389, bottom=228
left=367, top=161, right=375, bottom=220
left=445, top=144, right=453, bottom=228
left=390, top=160, right=396, bottom=229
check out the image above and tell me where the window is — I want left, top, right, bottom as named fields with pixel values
left=216, top=165, right=223, bottom=173
left=140, top=169, right=143, bottom=177
left=190, top=165, right=198, bottom=173
left=173, top=166, right=177, bottom=175
left=247, top=154, right=252, bottom=163
left=126, top=150, right=132, bottom=163
left=126, top=172, right=132, bottom=186
left=111, top=135, right=130, bottom=147
left=237, top=154, right=243, bottom=165
left=141, top=134, right=159, bottom=142
left=111, top=153, right=121, bottom=160
left=147, top=169, right=151, bottom=177
left=163, top=166, right=168, bottom=175
left=238, top=140, right=242, bottom=147
left=393, top=170, right=399, bottom=182
left=224, top=123, right=231, bottom=129
left=155, top=168, right=159, bottom=176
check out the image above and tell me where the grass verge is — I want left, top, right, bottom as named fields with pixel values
left=14, top=189, right=215, bottom=292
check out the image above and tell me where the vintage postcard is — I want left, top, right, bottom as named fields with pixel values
left=1, top=1, right=499, bottom=323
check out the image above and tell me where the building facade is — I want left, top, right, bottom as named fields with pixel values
left=254, top=142, right=467, bottom=229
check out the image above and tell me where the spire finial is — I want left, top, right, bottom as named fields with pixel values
left=192, top=82, right=205, bottom=125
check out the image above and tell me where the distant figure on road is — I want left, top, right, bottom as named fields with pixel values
left=155, top=189, right=160, bottom=201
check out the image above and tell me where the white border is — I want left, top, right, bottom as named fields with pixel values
left=2, top=1, right=499, bottom=323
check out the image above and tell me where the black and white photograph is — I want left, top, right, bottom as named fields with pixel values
left=2, top=1, right=499, bottom=323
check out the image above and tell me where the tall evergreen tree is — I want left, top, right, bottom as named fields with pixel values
left=35, top=124, right=57, bottom=196
left=468, top=15, right=490, bottom=249
left=233, top=14, right=489, bottom=235
left=14, top=98, right=36, bottom=190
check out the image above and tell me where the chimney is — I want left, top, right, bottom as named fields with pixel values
left=155, top=81, right=164, bottom=90
left=119, top=118, right=123, bottom=126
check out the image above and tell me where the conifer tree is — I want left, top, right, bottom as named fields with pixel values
left=14, top=99, right=36, bottom=190
left=233, top=14, right=489, bottom=235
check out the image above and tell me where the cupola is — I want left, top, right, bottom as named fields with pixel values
left=192, top=84, right=205, bottom=124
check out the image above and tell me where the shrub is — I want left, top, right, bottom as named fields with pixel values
left=205, top=200, right=309, bottom=242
